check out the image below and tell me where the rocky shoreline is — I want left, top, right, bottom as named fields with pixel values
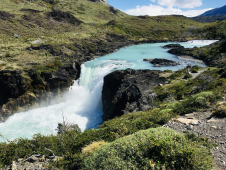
left=177, top=55, right=205, bottom=64
left=162, top=43, right=207, bottom=64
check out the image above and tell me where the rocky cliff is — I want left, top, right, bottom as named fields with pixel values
left=102, top=69, right=168, bottom=121
left=0, top=64, right=79, bottom=122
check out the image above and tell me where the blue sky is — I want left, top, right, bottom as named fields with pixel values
left=107, top=0, right=225, bottom=17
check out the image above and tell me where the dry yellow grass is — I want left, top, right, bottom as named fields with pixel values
left=82, top=140, right=108, bottom=154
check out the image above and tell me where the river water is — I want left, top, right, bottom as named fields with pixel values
left=0, top=40, right=217, bottom=142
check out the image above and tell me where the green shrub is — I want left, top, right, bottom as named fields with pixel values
left=54, top=59, right=63, bottom=67
left=169, top=72, right=182, bottom=80
left=183, top=73, right=193, bottom=79
left=169, top=69, right=187, bottom=80
left=163, top=69, right=173, bottom=73
left=191, top=69, right=198, bottom=73
left=165, top=91, right=216, bottom=115
left=83, top=127, right=213, bottom=170
left=191, top=65, right=202, bottom=72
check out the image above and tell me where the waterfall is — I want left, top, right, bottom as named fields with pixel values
left=0, top=40, right=217, bottom=142
left=0, top=60, right=132, bottom=142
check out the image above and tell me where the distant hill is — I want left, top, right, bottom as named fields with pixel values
left=191, top=15, right=226, bottom=23
left=190, top=5, right=226, bottom=23
left=199, top=5, right=226, bottom=16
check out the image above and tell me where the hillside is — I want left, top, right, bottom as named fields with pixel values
left=0, top=1, right=208, bottom=71
left=1, top=0, right=226, bottom=169
left=199, top=5, right=226, bottom=16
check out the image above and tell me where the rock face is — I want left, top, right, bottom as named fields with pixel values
left=143, top=58, right=181, bottom=66
left=0, top=64, right=79, bottom=121
left=102, top=69, right=167, bottom=121
left=0, top=70, right=27, bottom=107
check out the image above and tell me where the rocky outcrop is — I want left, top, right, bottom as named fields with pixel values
left=102, top=69, right=167, bottom=121
left=0, top=11, right=14, bottom=21
left=168, top=46, right=194, bottom=56
left=162, top=43, right=193, bottom=56
left=0, top=64, right=79, bottom=121
left=48, top=10, right=84, bottom=25
left=88, top=0, right=109, bottom=5
left=143, top=58, right=181, bottom=66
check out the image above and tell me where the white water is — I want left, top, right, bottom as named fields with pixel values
left=0, top=40, right=217, bottom=142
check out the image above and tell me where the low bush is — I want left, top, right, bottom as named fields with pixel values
left=169, top=71, right=183, bottom=80
left=183, top=73, right=193, bottom=79
left=83, top=127, right=214, bottom=170
left=191, top=65, right=202, bottom=73
left=212, top=101, right=226, bottom=117
left=163, top=69, right=173, bottom=73
left=165, top=91, right=216, bottom=115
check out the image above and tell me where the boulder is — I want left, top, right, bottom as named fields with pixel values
left=102, top=69, right=167, bottom=121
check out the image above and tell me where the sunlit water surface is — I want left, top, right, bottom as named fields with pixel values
left=0, top=40, right=218, bottom=142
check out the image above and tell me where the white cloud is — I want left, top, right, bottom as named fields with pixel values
left=124, top=4, right=212, bottom=17
left=157, top=0, right=202, bottom=8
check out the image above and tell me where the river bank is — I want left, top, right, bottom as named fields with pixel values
left=177, top=55, right=205, bottom=64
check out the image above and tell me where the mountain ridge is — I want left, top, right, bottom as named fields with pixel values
left=199, top=5, right=226, bottom=16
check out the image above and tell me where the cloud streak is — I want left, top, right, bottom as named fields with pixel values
left=157, top=0, right=202, bottom=8
left=125, top=4, right=212, bottom=17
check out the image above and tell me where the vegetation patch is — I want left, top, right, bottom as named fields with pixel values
left=83, top=127, right=213, bottom=170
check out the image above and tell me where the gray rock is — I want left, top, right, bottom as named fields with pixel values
left=11, top=161, right=17, bottom=170
left=186, top=125, right=193, bottom=130
left=28, top=156, right=39, bottom=163
left=14, top=34, right=19, bottom=38
left=32, top=38, right=41, bottom=44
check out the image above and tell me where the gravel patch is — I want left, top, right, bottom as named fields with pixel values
left=163, top=111, right=226, bottom=170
